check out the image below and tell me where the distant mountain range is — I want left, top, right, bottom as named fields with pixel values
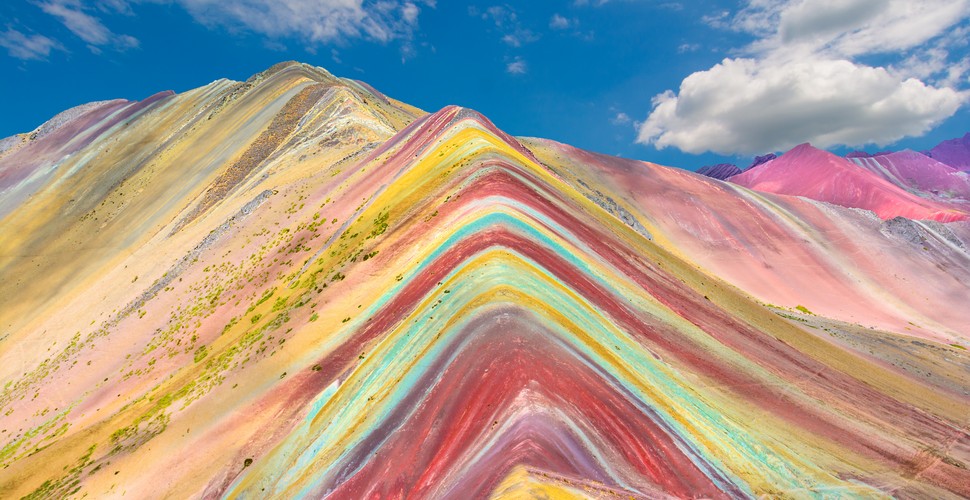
left=1, top=62, right=968, bottom=498
left=698, top=135, right=970, bottom=222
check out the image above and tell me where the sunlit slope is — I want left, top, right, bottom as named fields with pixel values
left=0, top=99, right=968, bottom=499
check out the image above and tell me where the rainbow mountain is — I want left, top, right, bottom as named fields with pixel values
left=1, top=62, right=969, bottom=498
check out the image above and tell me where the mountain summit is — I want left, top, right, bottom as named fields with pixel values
left=1, top=63, right=969, bottom=498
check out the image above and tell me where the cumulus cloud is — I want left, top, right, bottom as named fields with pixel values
left=637, top=0, right=970, bottom=155
left=38, top=0, right=138, bottom=52
left=0, top=29, right=64, bottom=60
left=637, top=57, right=965, bottom=155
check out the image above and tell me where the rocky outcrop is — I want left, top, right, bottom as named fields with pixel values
left=696, top=162, right=742, bottom=180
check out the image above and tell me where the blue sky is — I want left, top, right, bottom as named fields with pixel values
left=2, top=0, right=969, bottom=171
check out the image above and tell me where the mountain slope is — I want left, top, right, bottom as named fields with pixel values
left=728, top=143, right=970, bottom=222
left=1, top=63, right=969, bottom=499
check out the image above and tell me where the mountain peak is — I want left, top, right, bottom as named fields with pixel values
left=244, top=60, right=338, bottom=86
left=784, top=142, right=838, bottom=160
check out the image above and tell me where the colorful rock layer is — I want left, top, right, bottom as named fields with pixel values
left=695, top=162, right=742, bottom=180
left=1, top=62, right=969, bottom=499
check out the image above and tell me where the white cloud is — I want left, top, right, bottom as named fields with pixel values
left=890, top=24, right=970, bottom=87
left=506, top=57, right=527, bottom=75
left=172, top=0, right=429, bottom=45
left=482, top=5, right=514, bottom=27
left=96, top=0, right=133, bottom=15
left=501, top=34, right=521, bottom=47
left=637, top=0, right=970, bottom=155
left=740, top=0, right=970, bottom=59
left=777, top=0, right=884, bottom=46
left=637, top=57, right=966, bottom=155
left=22, top=0, right=431, bottom=62
left=401, top=2, right=419, bottom=24
left=0, top=29, right=64, bottom=60
left=892, top=47, right=950, bottom=81
left=611, top=112, right=631, bottom=125
left=549, top=13, right=589, bottom=40
left=38, top=0, right=138, bottom=51
left=701, top=10, right=730, bottom=29
left=479, top=5, right=538, bottom=46
left=677, top=43, right=699, bottom=53
left=943, top=57, right=970, bottom=88
left=550, top=13, right=571, bottom=30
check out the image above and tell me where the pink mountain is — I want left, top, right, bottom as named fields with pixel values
left=847, top=150, right=970, bottom=202
left=727, top=143, right=970, bottom=222
left=926, top=132, right=970, bottom=171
